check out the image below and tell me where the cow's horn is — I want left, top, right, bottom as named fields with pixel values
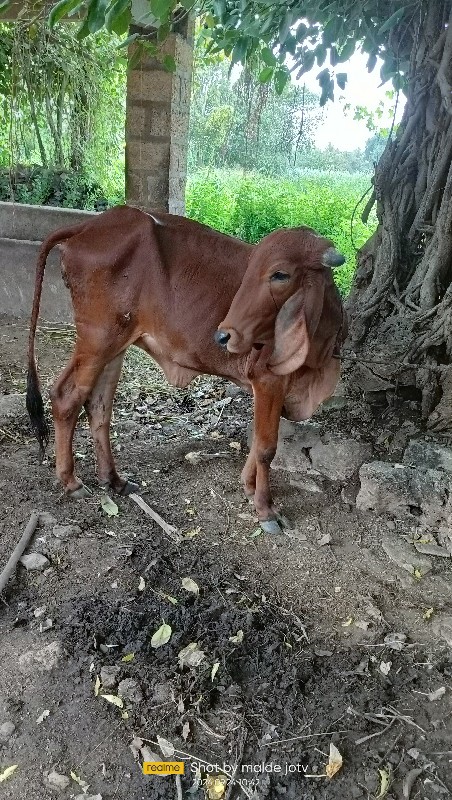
left=322, top=247, right=345, bottom=267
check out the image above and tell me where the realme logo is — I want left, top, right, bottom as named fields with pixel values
left=143, top=762, right=185, bottom=775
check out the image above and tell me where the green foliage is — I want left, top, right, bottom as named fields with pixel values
left=61, top=0, right=419, bottom=99
left=0, top=165, right=111, bottom=209
left=186, top=169, right=376, bottom=295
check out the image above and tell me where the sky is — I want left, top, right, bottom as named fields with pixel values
left=300, top=50, right=405, bottom=151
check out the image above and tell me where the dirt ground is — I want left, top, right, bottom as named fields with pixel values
left=1, top=316, right=452, bottom=800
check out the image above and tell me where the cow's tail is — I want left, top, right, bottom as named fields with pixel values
left=26, top=222, right=86, bottom=458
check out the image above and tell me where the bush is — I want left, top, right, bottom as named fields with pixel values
left=0, top=165, right=113, bottom=210
left=186, top=169, right=376, bottom=295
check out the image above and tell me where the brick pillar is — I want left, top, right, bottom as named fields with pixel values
left=126, top=18, right=194, bottom=215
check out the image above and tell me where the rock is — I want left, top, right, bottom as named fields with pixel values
left=355, top=364, right=395, bottom=392
left=310, top=438, right=372, bottom=481
left=381, top=535, right=432, bottom=576
left=321, top=394, right=348, bottom=410
left=18, top=641, right=62, bottom=674
left=432, top=616, right=452, bottom=648
left=19, top=553, right=50, bottom=571
left=0, top=393, right=26, bottom=424
left=225, top=383, right=242, bottom=398
left=270, top=421, right=321, bottom=473
left=118, top=678, right=143, bottom=703
left=39, top=512, right=57, bottom=526
left=0, top=721, right=16, bottom=742
left=413, top=542, right=451, bottom=558
left=356, top=461, right=449, bottom=526
left=52, top=524, right=82, bottom=540
left=47, top=770, right=70, bottom=790
left=404, top=439, right=452, bottom=474
left=151, top=682, right=172, bottom=704
left=100, top=665, right=120, bottom=689
left=290, top=477, right=323, bottom=494
left=75, top=795, right=102, bottom=800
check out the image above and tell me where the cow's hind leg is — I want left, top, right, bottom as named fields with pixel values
left=84, top=352, right=139, bottom=496
left=50, top=351, right=106, bottom=496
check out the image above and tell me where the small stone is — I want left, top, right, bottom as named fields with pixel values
left=290, top=477, right=323, bottom=494
left=18, top=641, right=62, bottom=674
left=34, top=606, right=47, bottom=618
left=39, top=512, right=57, bottom=526
left=47, top=770, right=70, bottom=790
left=100, top=665, right=120, bottom=689
left=224, top=383, right=242, bottom=398
left=404, top=440, right=452, bottom=474
left=0, top=721, right=16, bottom=742
left=0, top=393, right=26, bottom=424
left=74, top=795, right=102, bottom=800
left=432, top=616, right=452, bottom=648
left=118, top=678, right=143, bottom=703
left=20, top=553, right=50, bottom=571
left=310, top=438, right=372, bottom=481
left=52, top=524, right=82, bottom=540
left=413, top=542, right=451, bottom=558
left=382, top=535, right=432, bottom=576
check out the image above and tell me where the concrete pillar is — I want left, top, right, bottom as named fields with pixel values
left=126, top=18, right=194, bottom=215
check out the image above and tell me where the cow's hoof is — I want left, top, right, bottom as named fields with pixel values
left=68, top=484, right=92, bottom=500
left=260, top=519, right=283, bottom=534
left=117, top=480, right=140, bottom=496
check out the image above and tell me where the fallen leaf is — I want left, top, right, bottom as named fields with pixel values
left=428, top=686, right=446, bottom=701
left=380, top=661, right=392, bottom=676
left=138, top=576, right=146, bottom=592
left=157, top=735, right=175, bottom=758
left=229, top=630, right=244, bottom=644
left=101, top=694, right=124, bottom=708
left=318, top=533, right=332, bottom=547
left=70, top=770, right=89, bottom=791
left=205, top=773, right=228, bottom=798
left=376, top=767, right=390, bottom=798
left=0, top=765, right=18, bottom=783
left=36, top=709, right=50, bottom=724
left=181, top=577, right=200, bottom=595
left=384, top=632, right=406, bottom=651
left=413, top=568, right=423, bottom=579
left=182, top=721, right=190, bottom=741
left=185, top=527, right=201, bottom=539
left=355, top=620, right=370, bottom=631
left=122, top=653, right=135, bottom=663
left=211, top=661, right=220, bottom=681
left=151, top=623, right=172, bottom=649
left=250, top=528, right=262, bottom=538
left=100, top=494, right=119, bottom=517
left=121, top=710, right=129, bottom=719
left=325, top=742, right=343, bottom=778
left=94, top=675, right=101, bottom=696
left=423, top=607, right=434, bottom=620
left=342, top=617, right=353, bottom=627
left=178, top=642, right=206, bottom=668
left=229, top=441, right=241, bottom=450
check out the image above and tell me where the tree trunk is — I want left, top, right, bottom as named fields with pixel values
left=347, top=0, right=452, bottom=430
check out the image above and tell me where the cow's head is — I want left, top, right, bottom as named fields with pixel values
left=215, top=227, right=345, bottom=375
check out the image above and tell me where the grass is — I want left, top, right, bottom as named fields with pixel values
left=185, top=169, right=376, bottom=295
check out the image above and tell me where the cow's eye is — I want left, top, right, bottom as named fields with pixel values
left=270, top=271, right=290, bottom=282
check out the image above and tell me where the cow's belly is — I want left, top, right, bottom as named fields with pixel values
left=136, top=333, right=200, bottom=388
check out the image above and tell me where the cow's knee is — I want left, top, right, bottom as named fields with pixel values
left=256, top=446, right=277, bottom=466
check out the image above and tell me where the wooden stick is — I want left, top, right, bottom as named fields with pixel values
left=0, top=512, right=40, bottom=593
left=129, top=494, right=181, bottom=543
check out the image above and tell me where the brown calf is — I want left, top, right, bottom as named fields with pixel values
left=27, top=206, right=346, bottom=533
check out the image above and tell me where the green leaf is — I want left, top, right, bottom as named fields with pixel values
left=378, top=7, right=406, bottom=35
left=110, top=7, right=131, bottom=35
left=337, top=38, right=355, bottom=62
left=322, top=15, right=340, bottom=45
left=118, top=31, right=140, bottom=49
left=0, top=0, right=11, bottom=11
left=86, top=0, right=109, bottom=34
left=295, top=22, right=308, bottom=42
left=296, top=49, right=315, bottom=77
left=315, top=43, right=327, bottom=67
left=279, top=10, right=292, bottom=45
left=163, top=54, right=176, bottom=72
left=150, top=0, right=171, bottom=20
left=274, top=67, right=289, bottom=95
left=261, top=46, right=276, bottom=66
left=258, top=66, right=273, bottom=83
left=213, top=0, right=225, bottom=22
left=231, top=37, right=248, bottom=65
left=105, top=0, right=130, bottom=31
left=49, top=0, right=83, bottom=27
left=367, top=52, right=378, bottom=72
left=100, top=494, right=119, bottom=516
left=336, top=72, right=347, bottom=90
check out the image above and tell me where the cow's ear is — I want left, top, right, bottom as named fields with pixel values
left=268, top=272, right=326, bottom=376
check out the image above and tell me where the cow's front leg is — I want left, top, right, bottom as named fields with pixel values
left=247, top=376, right=286, bottom=533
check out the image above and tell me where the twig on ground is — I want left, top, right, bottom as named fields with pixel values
left=175, top=774, right=183, bottom=800
left=129, top=493, right=181, bottom=543
left=225, top=726, right=248, bottom=800
left=355, top=719, right=395, bottom=745
left=0, top=512, right=40, bottom=594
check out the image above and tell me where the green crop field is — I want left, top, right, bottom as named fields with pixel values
left=186, top=170, right=376, bottom=295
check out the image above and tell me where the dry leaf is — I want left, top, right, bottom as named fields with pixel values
left=100, top=494, right=119, bottom=517
left=122, top=653, right=135, bottom=662
left=342, top=617, right=353, bottom=627
left=151, top=623, right=172, bottom=649
left=325, top=742, right=343, bottom=779
left=318, top=533, right=332, bottom=547
left=229, top=441, right=241, bottom=451
left=178, top=642, right=205, bottom=668
left=101, top=694, right=124, bottom=708
left=157, top=735, right=175, bottom=757
left=185, top=527, right=201, bottom=539
left=70, top=770, right=89, bottom=791
left=182, top=721, right=190, bottom=741
left=205, top=774, right=228, bottom=798
left=94, top=675, right=101, bottom=696
left=0, top=765, right=18, bottom=783
left=138, top=576, right=146, bottom=592
left=380, top=661, right=392, bottom=676
left=181, top=577, right=200, bottom=595
left=121, top=711, right=129, bottom=719
left=36, top=709, right=50, bottom=724
left=229, top=629, right=244, bottom=644
left=423, top=607, right=434, bottom=620
left=211, top=661, right=220, bottom=681
left=376, top=767, right=390, bottom=798
left=428, top=686, right=446, bottom=701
